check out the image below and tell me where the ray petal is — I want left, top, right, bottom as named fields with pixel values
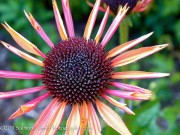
left=105, top=89, right=152, bottom=100
left=112, top=71, right=170, bottom=79
left=88, top=102, right=101, bottom=135
left=84, top=0, right=101, bottom=39
left=0, top=70, right=42, bottom=79
left=107, top=32, right=153, bottom=59
left=102, top=94, right=135, bottom=115
left=101, top=6, right=129, bottom=48
left=30, top=99, right=59, bottom=135
left=112, top=44, right=168, bottom=67
left=1, top=41, right=44, bottom=66
left=2, top=22, right=45, bottom=58
left=52, top=0, right=68, bottom=40
left=78, top=102, right=88, bottom=135
left=95, top=7, right=109, bottom=43
left=9, top=93, right=49, bottom=119
left=66, top=104, right=80, bottom=135
left=45, top=102, right=66, bottom=135
left=111, top=82, right=152, bottom=94
left=61, top=0, right=75, bottom=37
left=0, top=86, right=45, bottom=99
left=96, top=100, right=132, bottom=135
left=24, top=11, right=54, bottom=48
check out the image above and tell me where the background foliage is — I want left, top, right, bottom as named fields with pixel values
left=0, top=0, right=179, bottom=135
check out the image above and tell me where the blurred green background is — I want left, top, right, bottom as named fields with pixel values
left=0, top=0, right=179, bottom=135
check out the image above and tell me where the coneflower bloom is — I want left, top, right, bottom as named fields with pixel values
left=87, top=0, right=153, bottom=14
left=0, top=0, right=168, bottom=134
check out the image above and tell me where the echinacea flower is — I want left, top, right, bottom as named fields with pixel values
left=0, top=0, right=168, bottom=135
left=87, top=0, right=153, bottom=14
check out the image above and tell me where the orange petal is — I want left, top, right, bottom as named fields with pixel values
left=112, top=71, right=170, bottom=79
left=95, top=7, right=109, bottom=43
left=1, top=41, right=43, bottom=66
left=112, top=44, right=168, bottom=67
left=102, top=95, right=135, bottom=115
left=107, top=32, right=153, bottom=59
left=66, top=104, right=80, bottom=135
left=78, top=102, right=88, bottom=135
left=52, top=0, right=67, bottom=40
left=96, top=100, right=132, bottom=135
left=9, top=93, right=49, bottom=119
left=45, top=102, right=66, bottom=135
left=88, top=102, right=101, bottom=135
left=2, top=22, right=45, bottom=57
left=30, top=99, right=59, bottom=135
left=84, top=0, right=100, bottom=39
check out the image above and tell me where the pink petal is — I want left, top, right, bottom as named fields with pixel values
left=66, top=104, right=80, bottom=135
left=9, top=93, right=49, bottom=119
left=107, top=32, right=153, bottom=59
left=111, top=82, right=152, bottom=94
left=95, top=7, right=109, bottom=43
left=102, top=94, right=135, bottom=115
left=1, top=41, right=44, bottom=66
left=24, top=11, right=54, bottom=48
left=112, top=44, right=168, bottom=67
left=30, top=99, right=59, bottom=135
left=61, top=0, right=75, bottom=37
left=0, top=70, right=42, bottom=79
left=101, top=6, right=129, bottom=48
left=0, top=86, right=45, bottom=99
left=83, top=0, right=100, bottom=39
left=105, top=89, right=152, bottom=100
left=52, top=0, right=68, bottom=40
left=87, top=102, right=101, bottom=135
left=45, top=102, right=66, bottom=135
left=112, top=71, right=170, bottom=79
left=2, top=22, right=45, bottom=57
left=96, top=100, right=132, bottom=135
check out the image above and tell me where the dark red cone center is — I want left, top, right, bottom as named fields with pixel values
left=42, top=37, right=113, bottom=105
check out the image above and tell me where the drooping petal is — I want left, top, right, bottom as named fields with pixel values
left=95, top=7, right=109, bottom=43
left=112, top=71, right=170, bottom=79
left=86, top=0, right=112, bottom=13
left=78, top=101, right=88, bottom=135
left=107, top=32, right=153, bottom=59
left=96, top=100, right=132, bottom=135
left=52, top=0, right=68, bottom=40
left=133, top=0, right=153, bottom=12
left=44, top=102, right=66, bottom=135
left=87, top=102, right=101, bottom=135
left=66, top=104, right=80, bottom=135
left=61, top=0, right=75, bottom=37
left=30, top=99, right=59, bottom=135
left=112, top=44, right=168, bottom=67
left=9, top=93, right=49, bottom=119
left=105, top=89, right=152, bottom=100
left=2, top=22, right=45, bottom=58
left=101, top=6, right=129, bottom=48
left=84, top=0, right=100, bottom=39
left=0, top=70, right=42, bottom=79
left=24, top=11, right=54, bottom=48
left=102, top=94, right=135, bottom=115
left=0, top=86, right=45, bottom=99
left=1, top=41, right=44, bottom=66
left=111, top=82, right=152, bottom=94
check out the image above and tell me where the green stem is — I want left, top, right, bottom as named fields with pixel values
left=119, top=17, right=130, bottom=83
